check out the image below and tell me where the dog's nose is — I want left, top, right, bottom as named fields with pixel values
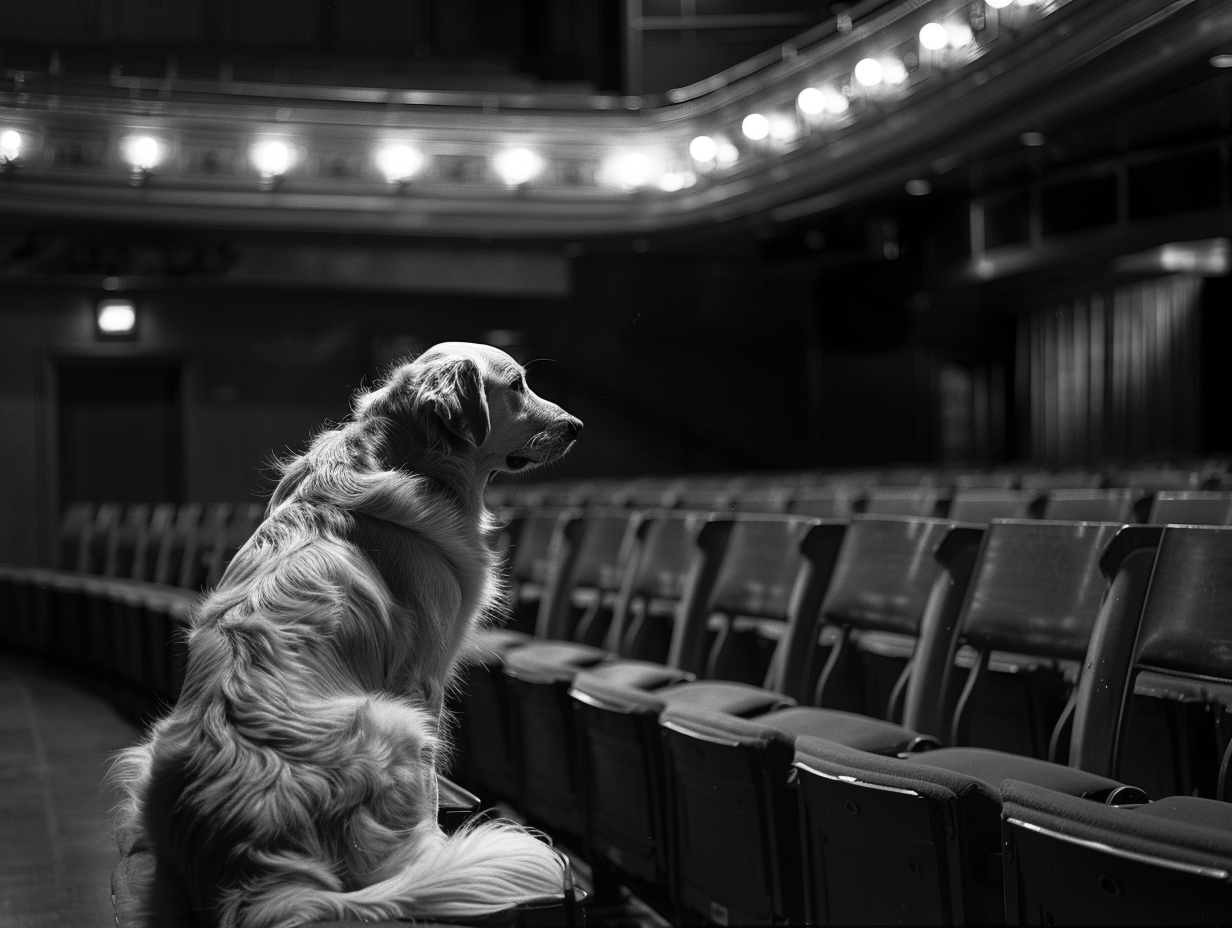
left=563, top=418, right=583, bottom=441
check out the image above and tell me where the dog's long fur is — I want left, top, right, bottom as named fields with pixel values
left=113, top=342, right=582, bottom=928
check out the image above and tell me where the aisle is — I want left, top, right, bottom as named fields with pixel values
left=0, top=656, right=141, bottom=928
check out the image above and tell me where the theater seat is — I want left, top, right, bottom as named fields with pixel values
left=1146, top=490, right=1232, bottom=526
left=1042, top=489, right=1147, bottom=523
left=1001, top=780, right=1232, bottom=925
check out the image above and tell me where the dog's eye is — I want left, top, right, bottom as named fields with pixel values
left=509, top=377, right=526, bottom=393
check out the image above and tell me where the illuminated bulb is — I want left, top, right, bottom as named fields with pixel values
left=824, top=89, right=850, bottom=115
left=1019, top=131, right=1046, bottom=147
left=905, top=179, right=932, bottom=196
left=0, top=129, right=21, bottom=160
left=768, top=114, right=796, bottom=142
left=883, top=58, right=908, bottom=85
left=123, top=135, right=162, bottom=171
left=251, top=140, right=292, bottom=177
left=607, top=151, right=654, bottom=188
left=1211, top=55, right=1232, bottom=68
left=986, top=0, right=1013, bottom=6
left=919, top=23, right=949, bottom=50
left=493, top=147, right=542, bottom=186
left=797, top=87, right=826, bottom=115
left=689, top=135, right=717, bottom=162
left=658, top=171, right=696, bottom=192
left=716, top=142, right=739, bottom=166
left=854, top=58, right=883, bottom=86
left=376, top=144, right=424, bottom=183
left=742, top=113, right=770, bottom=141
left=948, top=22, right=974, bottom=47
left=97, top=300, right=136, bottom=335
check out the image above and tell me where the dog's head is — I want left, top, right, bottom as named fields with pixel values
left=358, top=342, right=582, bottom=477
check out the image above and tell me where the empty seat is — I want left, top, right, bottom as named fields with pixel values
left=789, top=485, right=862, bottom=519
left=1019, top=471, right=1105, bottom=491
left=862, top=487, right=948, bottom=517
left=1147, top=490, right=1232, bottom=526
left=57, top=502, right=95, bottom=571
left=947, top=488, right=1041, bottom=523
left=790, top=521, right=1160, bottom=925
left=731, top=485, right=793, bottom=514
left=1107, top=467, right=1208, bottom=491
left=79, top=503, right=123, bottom=575
left=131, top=504, right=175, bottom=583
left=178, top=503, right=232, bottom=590
left=152, top=504, right=203, bottom=587
left=103, top=505, right=152, bottom=579
left=1042, top=489, right=1147, bottom=523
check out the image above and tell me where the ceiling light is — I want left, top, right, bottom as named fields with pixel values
left=493, top=147, right=542, bottom=186
left=742, top=113, right=770, bottom=141
left=376, top=143, right=424, bottom=183
left=797, top=87, right=825, bottom=115
left=97, top=299, right=136, bottom=337
left=658, top=171, right=696, bottom=192
left=689, top=135, right=718, bottom=162
left=0, top=129, right=22, bottom=162
left=948, top=23, right=974, bottom=47
left=854, top=58, right=883, bottom=86
left=1019, top=131, right=1046, bottom=147
left=768, top=114, right=797, bottom=142
left=251, top=140, right=292, bottom=177
left=824, top=89, right=850, bottom=115
left=986, top=0, right=1013, bottom=7
left=122, top=135, right=163, bottom=171
left=606, top=151, right=655, bottom=188
left=1211, top=55, right=1232, bottom=68
left=905, top=179, right=932, bottom=196
left=919, top=23, right=949, bottom=50
left=716, top=142, right=739, bottom=165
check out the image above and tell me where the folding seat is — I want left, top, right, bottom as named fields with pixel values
left=947, top=489, right=1041, bottom=523
left=731, top=485, right=793, bottom=514
left=104, top=504, right=152, bottom=579
left=862, top=486, right=949, bottom=517
left=131, top=503, right=176, bottom=582
left=790, top=520, right=1160, bottom=925
left=788, top=485, right=862, bottom=519
left=203, top=502, right=266, bottom=589
left=79, top=502, right=123, bottom=574
left=1041, top=488, right=1148, bottom=523
left=57, top=502, right=95, bottom=570
left=655, top=517, right=981, bottom=925
left=1000, top=780, right=1232, bottom=925
left=1146, top=490, right=1232, bottom=526
left=675, top=483, right=740, bottom=514
left=500, top=504, right=577, bottom=636
left=178, top=502, right=233, bottom=590
left=951, top=472, right=1019, bottom=490
left=152, top=503, right=203, bottom=587
left=1018, top=471, right=1104, bottom=491
left=1107, top=466, right=1208, bottom=492
left=567, top=513, right=847, bottom=918
left=1000, top=525, right=1232, bottom=925
left=878, top=468, right=940, bottom=487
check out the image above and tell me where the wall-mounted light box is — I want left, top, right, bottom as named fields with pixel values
left=96, top=299, right=137, bottom=340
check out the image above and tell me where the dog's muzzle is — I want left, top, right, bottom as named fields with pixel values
left=506, top=417, right=582, bottom=470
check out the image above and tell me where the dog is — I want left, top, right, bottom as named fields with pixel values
left=113, top=342, right=582, bottom=928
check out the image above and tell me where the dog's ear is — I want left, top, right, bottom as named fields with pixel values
left=423, top=359, right=490, bottom=447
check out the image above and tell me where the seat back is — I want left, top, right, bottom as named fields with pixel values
left=801, top=516, right=968, bottom=718
left=862, top=487, right=948, bottom=517
left=80, top=503, right=123, bottom=574
left=1148, top=490, right=1232, bottom=526
left=1114, top=525, right=1232, bottom=799
left=179, top=502, right=232, bottom=590
left=504, top=506, right=576, bottom=635
left=1042, top=488, right=1146, bottom=523
left=152, top=503, right=202, bottom=586
left=58, top=502, right=95, bottom=570
left=788, top=485, right=862, bottom=519
left=536, top=507, right=641, bottom=645
left=1002, top=780, right=1232, bottom=926
left=947, top=488, right=1040, bottom=523
left=103, top=504, right=151, bottom=578
left=1018, top=471, right=1105, bottom=491
left=668, top=514, right=820, bottom=686
left=937, top=519, right=1127, bottom=759
left=731, top=485, right=793, bottom=514
left=1107, top=467, right=1208, bottom=491
left=132, top=503, right=175, bottom=582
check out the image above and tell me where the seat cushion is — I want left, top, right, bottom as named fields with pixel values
left=570, top=671, right=790, bottom=717
left=657, top=680, right=795, bottom=717
left=1134, top=795, right=1232, bottom=832
left=503, top=640, right=610, bottom=684
left=578, top=658, right=693, bottom=691
left=756, top=706, right=919, bottom=755
left=912, top=747, right=1123, bottom=799
left=465, top=627, right=534, bottom=666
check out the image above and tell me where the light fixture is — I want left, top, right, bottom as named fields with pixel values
left=883, top=58, right=908, bottom=85
left=797, top=87, right=826, bottom=115
left=1019, top=131, right=1047, bottom=147
left=604, top=151, right=655, bottom=189
left=919, top=23, right=949, bottom=50
left=376, top=143, right=424, bottom=184
left=716, top=142, right=740, bottom=165
left=493, top=147, right=543, bottom=186
left=251, top=139, right=293, bottom=178
left=122, top=135, right=162, bottom=172
left=986, top=0, right=1013, bottom=7
left=689, top=135, right=718, bottom=162
left=96, top=299, right=137, bottom=338
left=824, top=88, right=850, bottom=115
left=768, top=114, right=797, bottom=142
left=0, top=129, right=22, bottom=163
left=658, top=171, right=696, bottom=192
left=1211, top=55, right=1232, bottom=69
left=905, top=179, right=932, bottom=196
left=741, top=113, right=770, bottom=141
left=854, top=58, right=884, bottom=86
left=947, top=22, right=974, bottom=47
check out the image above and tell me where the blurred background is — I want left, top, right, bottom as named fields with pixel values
left=1, top=0, right=1230, bottom=566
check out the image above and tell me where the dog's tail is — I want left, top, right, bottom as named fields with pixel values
left=240, top=818, right=568, bottom=928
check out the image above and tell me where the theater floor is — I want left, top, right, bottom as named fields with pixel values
left=0, top=655, right=139, bottom=928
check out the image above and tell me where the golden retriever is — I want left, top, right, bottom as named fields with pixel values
left=113, top=342, right=582, bottom=927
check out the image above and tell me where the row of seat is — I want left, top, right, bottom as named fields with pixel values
left=58, top=501, right=265, bottom=590
left=451, top=495, right=1232, bottom=924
